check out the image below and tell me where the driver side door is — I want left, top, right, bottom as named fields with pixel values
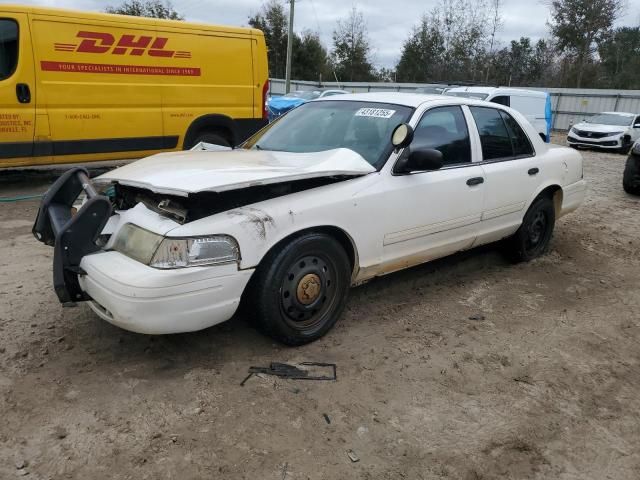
left=374, top=105, right=485, bottom=274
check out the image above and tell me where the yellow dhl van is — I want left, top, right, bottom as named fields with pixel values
left=0, top=5, right=269, bottom=168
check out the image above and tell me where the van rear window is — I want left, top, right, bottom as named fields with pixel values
left=0, top=19, right=18, bottom=80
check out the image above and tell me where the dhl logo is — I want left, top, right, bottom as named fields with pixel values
left=54, top=31, right=192, bottom=58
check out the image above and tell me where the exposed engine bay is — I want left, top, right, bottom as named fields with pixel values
left=107, top=176, right=355, bottom=224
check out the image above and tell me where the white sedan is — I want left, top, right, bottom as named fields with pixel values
left=33, top=93, right=586, bottom=345
left=568, top=112, right=640, bottom=153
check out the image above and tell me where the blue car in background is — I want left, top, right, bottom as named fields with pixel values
left=267, top=88, right=348, bottom=121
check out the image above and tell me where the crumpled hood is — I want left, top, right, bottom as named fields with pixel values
left=572, top=122, right=630, bottom=134
left=96, top=148, right=376, bottom=196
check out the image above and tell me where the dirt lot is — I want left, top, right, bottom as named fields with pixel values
left=1, top=144, right=639, bottom=480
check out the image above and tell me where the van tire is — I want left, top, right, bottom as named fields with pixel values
left=245, top=233, right=351, bottom=346
left=184, top=131, right=230, bottom=149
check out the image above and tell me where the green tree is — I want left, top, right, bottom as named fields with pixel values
left=292, top=31, right=330, bottom=82
left=396, top=16, right=444, bottom=82
left=548, top=0, right=623, bottom=87
left=331, top=7, right=375, bottom=82
left=598, top=27, right=640, bottom=89
left=106, top=0, right=182, bottom=20
left=248, top=0, right=289, bottom=79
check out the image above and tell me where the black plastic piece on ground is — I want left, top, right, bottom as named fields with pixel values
left=240, top=362, right=337, bottom=386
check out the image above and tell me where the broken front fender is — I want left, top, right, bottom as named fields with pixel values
left=33, top=167, right=112, bottom=304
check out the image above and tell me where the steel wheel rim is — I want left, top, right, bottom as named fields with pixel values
left=279, top=254, right=336, bottom=330
left=525, top=210, right=548, bottom=252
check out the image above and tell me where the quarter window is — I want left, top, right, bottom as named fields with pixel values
left=412, top=106, right=471, bottom=166
left=0, top=19, right=18, bottom=81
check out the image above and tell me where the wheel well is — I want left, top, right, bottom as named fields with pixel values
left=538, top=185, right=563, bottom=217
left=261, top=226, right=358, bottom=277
left=183, top=114, right=236, bottom=149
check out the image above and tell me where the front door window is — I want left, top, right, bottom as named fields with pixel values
left=0, top=19, right=18, bottom=80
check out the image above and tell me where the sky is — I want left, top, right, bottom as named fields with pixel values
left=3, top=0, right=640, bottom=68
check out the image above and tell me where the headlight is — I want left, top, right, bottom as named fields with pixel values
left=570, top=127, right=576, bottom=134
left=113, top=224, right=239, bottom=269
left=606, top=131, right=624, bottom=136
left=150, top=236, right=240, bottom=269
left=633, top=142, right=640, bottom=155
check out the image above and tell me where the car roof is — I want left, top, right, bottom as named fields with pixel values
left=314, top=91, right=500, bottom=108
left=446, top=86, right=547, bottom=98
left=599, top=111, right=637, bottom=117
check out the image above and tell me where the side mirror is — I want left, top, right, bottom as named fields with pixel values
left=396, top=148, right=443, bottom=174
left=634, top=123, right=640, bottom=128
left=391, top=123, right=414, bottom=149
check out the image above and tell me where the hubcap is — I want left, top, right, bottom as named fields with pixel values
left=280, top=255, right=334, bottom=328
left=297, top=273, right=321, bottom=305
left=526, top=211, right=547, bottom=250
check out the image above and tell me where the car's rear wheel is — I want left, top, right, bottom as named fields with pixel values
left=246, top=233, right=351, bottom=345
left=505, top=195, right=556, bottom=263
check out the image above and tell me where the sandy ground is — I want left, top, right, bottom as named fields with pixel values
left=1, top=142, right=639, bottom=480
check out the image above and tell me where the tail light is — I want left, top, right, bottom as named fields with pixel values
left=262, top=81, right=269, bottom=120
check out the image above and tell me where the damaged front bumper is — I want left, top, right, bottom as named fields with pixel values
left=33, top=167, right=113, bottom=304
left=33, top=167, right=254, bottom=334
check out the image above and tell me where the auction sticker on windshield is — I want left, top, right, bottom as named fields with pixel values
left=355, top=108, right=396, bottom=119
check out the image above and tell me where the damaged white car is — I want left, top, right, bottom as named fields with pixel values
left=33, top=93, right=586, bottom=345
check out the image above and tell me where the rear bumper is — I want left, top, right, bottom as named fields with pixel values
left=560, top=179, right=587, bottom=217
left=79, top=251, right=254, bottom=334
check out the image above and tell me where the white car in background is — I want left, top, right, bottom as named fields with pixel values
left=567, top=112, right=640, bottom=154
left=33, top=93, right=586, bottom=345
left=446, top=87, right=553, bottom=143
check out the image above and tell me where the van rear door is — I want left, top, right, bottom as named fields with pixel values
left=0, top=13, right=36, bottom=164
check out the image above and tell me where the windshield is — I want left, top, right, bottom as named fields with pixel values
left=243, top=100, right=414, bottom=168
left=284, top=90, right=321, bottom=100
left=447, top=92, right=489, bottom=100
left=585, top=114, right=633, bottom=127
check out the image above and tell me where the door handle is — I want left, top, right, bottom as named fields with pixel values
left=466, top=177, right=484, bottom=186
left=16, top=83, right=31, bottom=104
left=528, top=167, right=539, bottom=176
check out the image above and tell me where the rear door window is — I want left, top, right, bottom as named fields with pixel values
left=412, top=105, right=471, bottom=166
left=500, top=111, right=534, bottom=157
left=0, top=19, right=18, bottom=80
left=469, top=106, right=513, bottom=160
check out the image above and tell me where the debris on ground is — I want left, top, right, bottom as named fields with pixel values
left=347, top=449, right=360, bottom=463
left=323, top=413, right=331, bottom=424
left=240, top=362, right=337, bottom=386
left=468, top=314, right=486, bottom=321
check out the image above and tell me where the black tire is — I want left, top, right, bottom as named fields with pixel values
left=245, top=233, right=351, bottom=346
left=623, top=180, right=640, bottom=195
left=506, top=195, right=556, bottom=263
left=184, top=131, right=230, bottom=149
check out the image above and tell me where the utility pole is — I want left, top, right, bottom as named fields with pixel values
left=285, top=0, right=295, bottom=94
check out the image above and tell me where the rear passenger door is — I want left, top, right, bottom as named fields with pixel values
left=468, top=106, right=539, bottom=236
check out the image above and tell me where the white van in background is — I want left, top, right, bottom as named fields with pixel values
left=446, top=87, right=552, bottom=143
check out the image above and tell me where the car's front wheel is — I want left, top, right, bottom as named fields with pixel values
left=246, top=233, right=351, bottom=345
left=506, top=195, right=556, bottom=262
